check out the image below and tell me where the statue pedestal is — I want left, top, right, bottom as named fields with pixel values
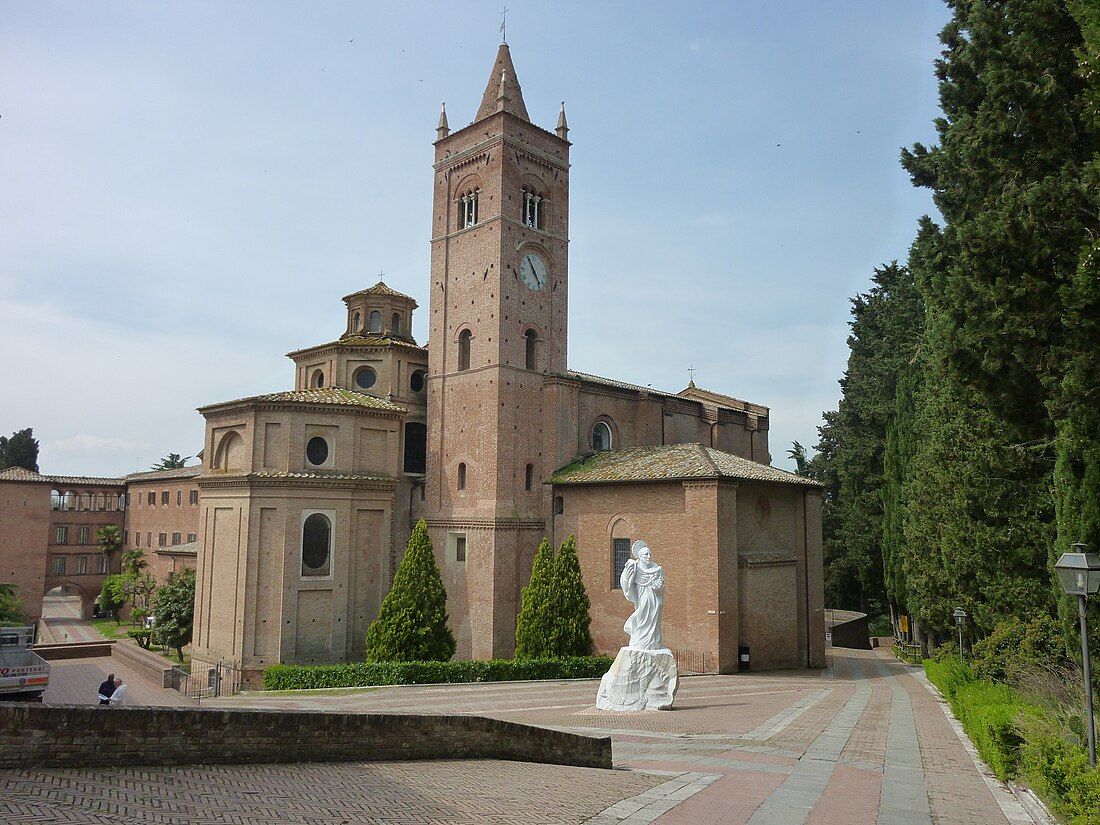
left=596, top=647, right=679, bottom=711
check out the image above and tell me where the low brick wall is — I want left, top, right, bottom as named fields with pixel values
left=0, top=704, right=612, bottom=770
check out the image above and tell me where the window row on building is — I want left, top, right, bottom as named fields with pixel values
left=456, top=329, right=540, bottom=371
left=53, top=525, right=114, bottom=546
left=137, top=489, right=200, bottom=508
left=350, top=310, right=405, bottom=336
left=298, top=423, right=427, bottom=475
left=50, top=554, right=110, bottom=576
left=131, top=531, right=197, bottom=548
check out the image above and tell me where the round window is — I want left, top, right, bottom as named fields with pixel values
left=355, top=367, right=377, bottom=390
left=410, top=370, right=426, bottom=393
left=306, top=436, right=329, bottom=466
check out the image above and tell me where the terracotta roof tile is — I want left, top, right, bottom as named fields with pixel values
left=0, top=466, right=47, bottom=482
left=552, top=443, right=819, bottom=487
left=342, top=280, right=416, bottom=302
left=201, top=387, right=405, bottom=413
left=125, top=466, right=203, bottom=482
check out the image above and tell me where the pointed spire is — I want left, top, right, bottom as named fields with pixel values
left=475, top=43, right=530, bottom=123
left=436, top=102, right=449, bottom=140
left=556, top=101, right=569, bottom=140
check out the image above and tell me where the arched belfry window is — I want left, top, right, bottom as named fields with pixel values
left=352, top=311, right=361, bottom=332
left=522, top=188, right=545, bottom=230
left=457, top=462, right=467, bottom=491
left=592, top=421, right=613, bottom=451
left=458, top=329, right=472, bottom=371
left=369, top=311, right=382, bottom=334
left=524, top=330, right=538, bottom=370
left=459, top=188, right=479, bottom=228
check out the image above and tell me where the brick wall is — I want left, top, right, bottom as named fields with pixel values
left=0, top=704, right=612, bottom=770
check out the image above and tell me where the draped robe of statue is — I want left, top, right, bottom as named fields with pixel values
left=620, top=553, right=665, bottom=650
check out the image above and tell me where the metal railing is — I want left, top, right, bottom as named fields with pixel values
left=170, top=660, right=241, bottom=699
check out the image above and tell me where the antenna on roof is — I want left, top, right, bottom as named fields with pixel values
left=500, top=5, right=509, bottom=43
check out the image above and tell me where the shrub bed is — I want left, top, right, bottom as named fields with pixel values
left=925, top=655, right=1100, bottom=823
left=263, top=656, right=615, bottom=691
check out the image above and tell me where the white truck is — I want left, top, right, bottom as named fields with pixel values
left=0, top=626, right=50, bottom=701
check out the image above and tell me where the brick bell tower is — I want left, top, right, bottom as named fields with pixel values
left=425, top=43, right=571, bottom=659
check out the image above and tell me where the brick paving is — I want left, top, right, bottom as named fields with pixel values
left=0, top=646, right=1047, bottom=823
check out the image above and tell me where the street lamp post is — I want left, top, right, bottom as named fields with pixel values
left=953, top=607, right=968, bottom=657
left=1054, top=543, right=1100, bottom=768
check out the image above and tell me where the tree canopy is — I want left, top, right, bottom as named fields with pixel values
left=152, top=567, right=196, bottom=662
left=151, top=453, right=190, bottom=470
left=0, top=428, right=39, bottom=473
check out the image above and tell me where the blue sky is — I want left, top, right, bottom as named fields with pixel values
left=1, top=2, right=950, bottom=476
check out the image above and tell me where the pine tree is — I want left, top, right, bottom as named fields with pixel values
left=365, top=519, right=455, bottom=662
left=0, top=428, right=39, bottom=472
left=549, top=535, right=592, bottom=657
left=515, top=538, right=555, bottom=659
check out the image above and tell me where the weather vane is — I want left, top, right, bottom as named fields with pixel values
left=500, top=6, right=509, bottom=43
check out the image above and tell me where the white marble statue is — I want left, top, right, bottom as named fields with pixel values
left=597, top=538, right=678, bottom=711
left=620, top=540, right=665, bottom=650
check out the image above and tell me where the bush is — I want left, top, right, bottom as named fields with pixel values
left=952, top=680, right=1028, bottom=780
left=263, top=655, right=615, bottom=691
left=515, top=538, right=555, bottom=659
left=1016, top=712, right=1100, bottom=825
left=972, top=614, right=1068, bottom=685
left=924, top=654, right=975, bottom=703
left=365, top=519, right=455, bottom=662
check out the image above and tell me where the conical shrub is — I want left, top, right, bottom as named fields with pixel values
left=365, top=519, right=455, bottom=662
left=549, top=535, right=593, bottom=657
left=515, top=538, right=556, bottom=659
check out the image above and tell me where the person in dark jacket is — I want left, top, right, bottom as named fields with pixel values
left=98, top=672, right=116, bottom=705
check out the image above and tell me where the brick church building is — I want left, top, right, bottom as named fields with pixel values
left=0, top=43, right=823, bottom=683
left=186, top=43, right=824, bottom=685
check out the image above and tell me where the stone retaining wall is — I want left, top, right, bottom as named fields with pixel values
left=0, top=704, right=612, bottom=770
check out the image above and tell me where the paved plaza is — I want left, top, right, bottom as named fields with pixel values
left=1, top=646, right=1050, bottom=824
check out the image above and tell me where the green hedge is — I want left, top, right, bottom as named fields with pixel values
left=925, top=655, right=1100, bottom=823
left=263, top=655, right=615, bottom=691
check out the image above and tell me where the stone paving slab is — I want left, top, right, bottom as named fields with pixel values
left=2, top=645, right=1049, bottom=824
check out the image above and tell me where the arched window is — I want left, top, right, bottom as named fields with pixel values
left=525, top=463, right=533, bottom=491
left=51, top=490, right=62, bottom=510
left=301, top=513, right=331, bottom=577
left=369, top=311, right=382, bottom=333
left=353, top=311, right=361, bottom=331
left=524, top=330, right=538, bottom=370
left=522, top=188, right=545, bottom=230
left=457, top=462, right=467, bottom=491
left=403, top=422, right=427, bottom=474
left=311, top=369, right=325, bottom=388
left=592, top=421, right=612, bottom=451
left=458, top=329, right=472, bottom=371
left=391, top=313, right=402, bottom=335
left=459, top=188, right=479, bottom=228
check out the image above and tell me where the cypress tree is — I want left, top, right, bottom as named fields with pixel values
left=514, top=538, right=555, bottom=659
left=549, top=535, right=592, bottom=657
left=365, top=519, right=455, bottom=662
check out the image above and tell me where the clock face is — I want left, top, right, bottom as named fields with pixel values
left=519, top=253, right=548, bottom=291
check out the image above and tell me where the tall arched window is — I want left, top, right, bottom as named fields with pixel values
left=353, top=311, right=361, bottom=331
left=525, top=463, right=533, bottom=491
left=525, top=330, right=538, bottom=370
left=369, top=311, right=382, bottom=333
left=301, top=513, right=331, bottom=577
left=311, top=369, right=325, bottom=388
left=391, top=313, right=402, bottom=335
left=457, top=462, right=467, bottom=491
left=458, top=329, right=472, bottom=371
left=592, top=421, right=612, bottom=451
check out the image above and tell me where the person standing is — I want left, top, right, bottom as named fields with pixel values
left=108, top=678, right=127, bottom=706
left=97, top=673, right=116, bottom=705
